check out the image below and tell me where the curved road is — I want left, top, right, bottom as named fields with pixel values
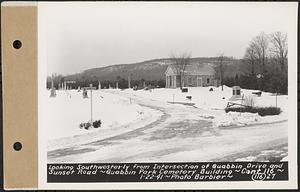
left=48, top=90, right=288, bottom=163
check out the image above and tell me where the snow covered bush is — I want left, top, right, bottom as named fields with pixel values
left=255, top=107, right=282, bottom=116
left=225, top=106, right=281, bottom=116
left=79, top=122, right=91, bottom=130
left=79, top=120, right=101, bottom=129
left=93, top=120, right=102, bottom=128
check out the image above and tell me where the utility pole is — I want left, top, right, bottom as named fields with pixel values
left=275, top=86, right=279, bottom=108
left=90, top=84, right=93, bottom=124
left=276, top=92, right=278, bottom=108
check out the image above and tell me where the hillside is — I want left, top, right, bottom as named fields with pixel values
left=64, top=57, right=241, bottom=82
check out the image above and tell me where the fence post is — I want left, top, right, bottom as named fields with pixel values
left=276, top=92, right=278, bottom=108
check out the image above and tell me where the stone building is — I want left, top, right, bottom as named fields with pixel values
left=165, top=63, right=216, bottom=88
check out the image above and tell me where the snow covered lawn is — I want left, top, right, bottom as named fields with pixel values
left=46, top=86, right=288, bottom=163
left=45, top=89, right=161, bottom=149
left=45, top=86, right=287, bottom=142
left=120, top=85, right=288, bottom=128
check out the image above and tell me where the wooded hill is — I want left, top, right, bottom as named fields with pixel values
left=48, top=32, right=288, bottom=94
left=63, top=57, right=241, bottom=82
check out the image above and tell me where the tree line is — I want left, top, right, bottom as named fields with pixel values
left=47, top=75, right=165, bottom=90
left=47, top=31, right=287, bottom=94
left=219, top=31, right=288, bottom=94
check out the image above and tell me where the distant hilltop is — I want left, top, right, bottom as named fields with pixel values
left=64, top=57, right=239, bottom=82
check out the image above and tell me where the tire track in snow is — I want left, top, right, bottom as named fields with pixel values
left=48, top=90, right=212, bottom=162
left=48, top=94, right=169, bottom=161
left=48, top=90, right=287, bottom=163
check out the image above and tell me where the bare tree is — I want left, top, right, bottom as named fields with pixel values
left=252, top=32, right=269, bottom=78
left=244, top=41, right=257, bottom=77
left=216, top=53, right=225, bottom=91
left=270, top=31, right=288, bottom=71
left=243, top=41, right=260, bottom=89
left=240, top=31, right=288, bottom=93
left=170, top=53, right=191, bottom=89
left=250, top=32, right=269, bottom=90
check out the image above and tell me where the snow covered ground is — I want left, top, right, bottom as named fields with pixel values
left=46, top=86, right=288, bottom=162
left=120, top=85, right=288, bottom=128
left=46, top=89, right=162, bottom=150
left=122, top=85, right=287, bottom=109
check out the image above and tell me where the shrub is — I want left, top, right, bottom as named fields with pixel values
left=80, top=120, right=102, bottom=129
left=182, top=88, right=188, bottom=92
left=225, top=106, right=281, bottom=116
left=79, top=122, right=91, bottom=129
left=243, top=95, right=256, bottom=107
left=93, top=120, right=102, bottom=128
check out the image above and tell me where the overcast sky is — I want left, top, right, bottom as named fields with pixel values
left=39, top=2, right=297, bottom=75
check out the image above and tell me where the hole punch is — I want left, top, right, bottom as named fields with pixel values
left=13, top=40, right=22, bottom=49
left=13, top=142, right=22, bottom=151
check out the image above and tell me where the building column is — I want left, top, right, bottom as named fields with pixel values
left=174, top=76, right=177, bottom=88
left=165, top=76, right=168, bottom=88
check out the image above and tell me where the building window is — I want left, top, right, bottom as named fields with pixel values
left=207, top=78, right=210, bottom=84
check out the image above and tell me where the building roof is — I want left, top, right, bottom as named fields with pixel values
left=165, top=63, right=215, bottom=76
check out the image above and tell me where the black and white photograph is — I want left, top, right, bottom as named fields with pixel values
left=37, top=2, right=297, bottom=189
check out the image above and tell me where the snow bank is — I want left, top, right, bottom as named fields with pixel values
left=45, top=90, right=157, bottom=140
left=213, top=111, right=287, bottom=128
left=213, top=112, right=260, bottom=127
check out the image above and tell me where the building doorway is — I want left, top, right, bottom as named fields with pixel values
left=197, top=77, right=202, bottom=87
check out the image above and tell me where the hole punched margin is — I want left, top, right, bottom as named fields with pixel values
left=13, top=40, right=22, bottom=49
left=13, top=142, right=22, bottom=151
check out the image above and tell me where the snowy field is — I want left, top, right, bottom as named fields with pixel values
left=46, top=86, right=288, bottom=163
left=46, top=89, right=162, bottom=150
left=120, top=85, right=288, bottom=128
